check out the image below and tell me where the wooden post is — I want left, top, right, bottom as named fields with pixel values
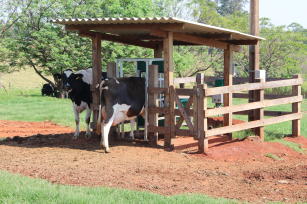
left=154, top=44, right=163, bottom=58
left=163, top=32, right=174, bottom=149
left=223, top=46, right=233, bottom=140
left=91, top=33, right=102, bottom=130
left=292, top=74, right=301, bottom=137
left=255, top=78, right=265, bottom=141
left=193, top=85, right=198, bottom=140
left=194, top=73, right=204, bottom=140
left=148, top=65, right=159, bottom=144
left=196, top=73, right=204, bottom=85
left=248, top=0, right=261, bottom=135
left=169, top=85, right=175, bottom=142
left=197, top=84, right=207, bottom=153
left=107, top=62, right=116, bottom=78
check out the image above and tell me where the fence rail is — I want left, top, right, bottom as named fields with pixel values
left=147, top=69, right=303, bottom=154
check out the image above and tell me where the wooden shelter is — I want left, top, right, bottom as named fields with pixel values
left=52, top=15, right=302, bottom=153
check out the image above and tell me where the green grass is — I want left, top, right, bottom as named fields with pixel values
left=271, top=140, right=306, bottom=153
left=0, top=89, right=79, bottom=129
left=264, top=153, right=282, bottom=160
left=0, top=170, right=237, bottom=204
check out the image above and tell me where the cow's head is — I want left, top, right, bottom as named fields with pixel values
left=60, top=69, right=81, bottom=92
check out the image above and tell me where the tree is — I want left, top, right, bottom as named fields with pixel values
left=0, top=0, right=157, bottom=94
left=215, top=0, right=248, bottom=16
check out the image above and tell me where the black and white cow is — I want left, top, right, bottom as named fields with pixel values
left=41, top=83, right=54, bottom=97
left=98, top=77, right=145, bottom=153
left=61, top=68, right=108, bottom=139
left=61, top=68, right=94, bottom=139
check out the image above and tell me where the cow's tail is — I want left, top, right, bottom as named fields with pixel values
left=95, top=80, right=105, bottom=135
left=96, top=104, right=102, bottom=135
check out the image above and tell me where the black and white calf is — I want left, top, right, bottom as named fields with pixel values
left=41, top=83, right=54, bottom=97
left=62, top=68, right=94, bottom=139
left=98, top=77, right=145, bottom=152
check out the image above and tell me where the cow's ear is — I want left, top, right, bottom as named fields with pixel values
left=53, top=73, right=62, bottom=80
left=75, top=74, right=83, bottom=80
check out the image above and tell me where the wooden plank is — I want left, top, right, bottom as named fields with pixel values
left=150, top=30, right=241, bottom=52
left=175, top=97, right=193, bottom=129
left=174, top=90, right=194, bottom=131
left=292, top=75, right=302, bottom=137
left=79, top=31, right=157, bottom=49
left=205, top=78, right=303, bottom=96
left=148, top=107, right=168, bottom=114
left=91, top=34, right=102, bottom=131
left=148, top=87, right=168, bottom=94
left=233, top=93, right=292, bottom=99
left=223, top=46, right=233, bottom=140
left=175, top=88, right=195, bottom=96
left=226, top=40, right=258, bottom=45
left=175, top=129, right=193, bottom=136
left=148, top=125, right=168, bottom=134
left=233, top=110, right=291, bottom=117
left=206, top=96, right=303, bottom=117
left=207, top=113, right=302, bottom=137
left=174, top=108, right=194, bottom=116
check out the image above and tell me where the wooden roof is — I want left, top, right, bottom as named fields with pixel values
left=52, top=17, right=264, bottom=51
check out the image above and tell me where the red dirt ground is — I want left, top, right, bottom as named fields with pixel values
left=0, top=120, right=306, bottom=203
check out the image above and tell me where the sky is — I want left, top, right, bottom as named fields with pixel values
left=258, top=0, right=307, bottom=28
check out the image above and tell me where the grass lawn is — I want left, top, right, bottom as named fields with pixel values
left=0, top=88, right=305, bottom=203
left=0, top=170, right=237, bottom=204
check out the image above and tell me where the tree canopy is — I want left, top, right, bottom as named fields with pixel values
left=0, top=0, right=306, bottom=91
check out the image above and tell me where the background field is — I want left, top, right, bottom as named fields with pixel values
left=0, top=68, right=306, bottom=203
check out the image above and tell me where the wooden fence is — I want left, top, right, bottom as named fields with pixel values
left=147, top=65, right=303, bottom=153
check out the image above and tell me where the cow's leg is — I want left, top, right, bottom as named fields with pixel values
left=120, top=122, right=125, bottom=139
left=101, top=113, right=114, bottom=153
left=85, top=107, right=92, bottom=139
left=129, top=119, right=136, bottom=140
left=73, top=105, right=80, bottom=139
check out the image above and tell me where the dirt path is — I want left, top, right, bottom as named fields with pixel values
left=0, top=120, right=306, bottom=203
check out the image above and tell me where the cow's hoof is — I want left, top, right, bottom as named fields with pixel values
left=72, top=135, right=79, bottom=140
left=105, top=148, right=111, bottom=153
left=85, top=132, right=91, bottom=140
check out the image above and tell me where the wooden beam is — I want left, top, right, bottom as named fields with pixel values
left=207, top=113, right=302, bottom=137
left=203, top=33, right=232, bottom=40
left=205, top=78, right=303, bottom=96
left=79, top=31, right=157, bottom=49
left=226, top=40, right=258, bottom=45
left=151, top=30, right=241, bottom=52
left=205, top=96, right=303, bottom=117
left=174, top=90, right=194, bottom=132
